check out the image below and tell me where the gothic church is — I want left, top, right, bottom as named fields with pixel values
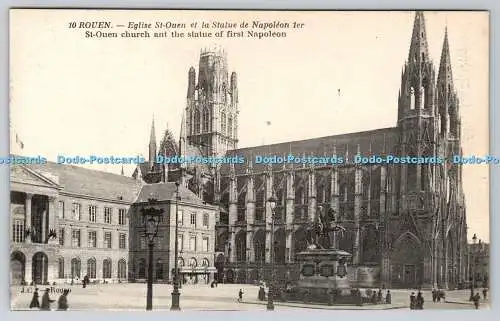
left=133, top=12, right=468, bottom=289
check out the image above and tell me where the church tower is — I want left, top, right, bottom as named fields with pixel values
left=185, top=46, right=239, bottom=157
left=397, top=11, right=437, bottom=209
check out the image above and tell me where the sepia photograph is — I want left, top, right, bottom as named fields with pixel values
left=8, top=9, right=489, bottom=311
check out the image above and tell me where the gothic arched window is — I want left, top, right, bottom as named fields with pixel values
left=202, top=108, right=210, bottom=132
left=410, top=87, right=416, bottom=110
left=194, top=110, right=201, bottom=133
left=221, top=111, right=226, bottom=134
left=228, top=116, right=233, bottom=138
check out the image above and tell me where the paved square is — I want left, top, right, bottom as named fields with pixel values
left=10, top=284, right=489, bottom=311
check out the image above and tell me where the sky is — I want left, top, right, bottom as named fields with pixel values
left=9, top=10, right=489, bottom=242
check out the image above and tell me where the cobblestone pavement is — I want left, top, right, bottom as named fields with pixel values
left=10, top=284, right=490, bottom=311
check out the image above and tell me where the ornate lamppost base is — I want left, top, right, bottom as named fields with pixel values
left=171, top=291, right=181, bottom=311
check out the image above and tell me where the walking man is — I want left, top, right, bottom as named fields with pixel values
left=40, top=288, right=55, bottom=311
left=238, top=289, right=244, bottom=303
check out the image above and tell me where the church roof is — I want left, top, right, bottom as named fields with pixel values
left=135, top=182, right=209, bottom=206
left=222, top=127, right=399, bottom=175
left=22, top=160, right=142, bottom=203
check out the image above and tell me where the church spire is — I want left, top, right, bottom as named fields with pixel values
left=408, top=11, right=429, bottom=66
left=438, top=27, right=454, bottom=90
left=148, top=116, right=157, bottom=165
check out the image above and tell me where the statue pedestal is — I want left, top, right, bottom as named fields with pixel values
left=286, top=248, right=363, bottom=305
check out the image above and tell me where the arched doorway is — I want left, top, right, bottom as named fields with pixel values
left=11, top=251, right=26, bottom=285
left=32, top=252, right=48, bottom=284
left=71, top=258, right=81, bottom=279
left=390, top=232, right=423, bottom=288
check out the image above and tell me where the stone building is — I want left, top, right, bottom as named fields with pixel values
left=135, top=12, right=468, bottom=289
left=128, top=182, right=217, bottom=284
left=10, top=161, right=141, bottom=285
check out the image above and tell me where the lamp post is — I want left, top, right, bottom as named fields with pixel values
left=267, top=191, right=277, bottom=311
left=141, top=198, right=163, bottom=311
left=171, top=181, right=181, bottom=311
left=469, top=233, right=477, bottom=301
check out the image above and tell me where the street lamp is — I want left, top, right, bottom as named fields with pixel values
left=469, top=233, right=477, bottom=301
left=267, top=191, right=277, bottom=311
left=171, top=181, right=182, bottom=310
left=141, top=198, right=163, bottom=311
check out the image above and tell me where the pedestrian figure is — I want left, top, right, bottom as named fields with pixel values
left=473, top=292, right=480, bottom=309
left=371, top=291, right=377, bottom=304
left=385, top=290, right=391, bottom=304
left=377, top=289, right=382, bottom=303
left=258, top=286, right=265, bottom=301
left=238, top=289, right=244, bottom=302
left=482, top=288, right=488, bottom=300
left=57, top=289, right=69, bottom=311
left=409, top=292, right=416, bottom=310
left=432, top=288, right=436, bottom=302
left=29, top=288, right=40, bottom=309
left=416, top=291, right=424, bottom=310
left=437, top=289, right=442, bottom=302
left=83, top=275, right=90, bottom=288
left=40, top=288, right=55, bottom=311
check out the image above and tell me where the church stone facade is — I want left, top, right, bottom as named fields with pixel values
left=136, top=12, right=468, bottom=290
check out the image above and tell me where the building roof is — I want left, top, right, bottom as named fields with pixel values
left=23, top=160, right=142, bottom=203
left=135, top=182, right=208, bottom=206
left=222, top=127, right=399, bottom=175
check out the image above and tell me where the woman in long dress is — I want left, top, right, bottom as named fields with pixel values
left=29, top=288, right=40, bottom=308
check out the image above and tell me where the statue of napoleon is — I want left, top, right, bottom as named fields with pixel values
left=306, top=206, right=346, bottom=249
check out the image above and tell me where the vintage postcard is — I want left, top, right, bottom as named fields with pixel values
left=8, top=9, right=489, bottom=311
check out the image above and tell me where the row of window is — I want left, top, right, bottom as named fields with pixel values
left=138, top=210, right=210, bottom=229
left=60, top=257, right=127, bottom=279
left=138, top=234, right=210, bottom=252
left=59, top=228, right=127, bottom=249
left=178, top=234, right=210, bottom=252
left=60, top=202, right=127, bottom=225
left=178, top=210, right=210, bottom=228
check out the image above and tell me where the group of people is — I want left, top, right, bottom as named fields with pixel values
left=409, top=291, right=425, bottom=310
left=29, top=288, right=69, bottom=311
left=431, top=288, right=446, bottom=302
left=368, top=289, right=392, bottom=304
